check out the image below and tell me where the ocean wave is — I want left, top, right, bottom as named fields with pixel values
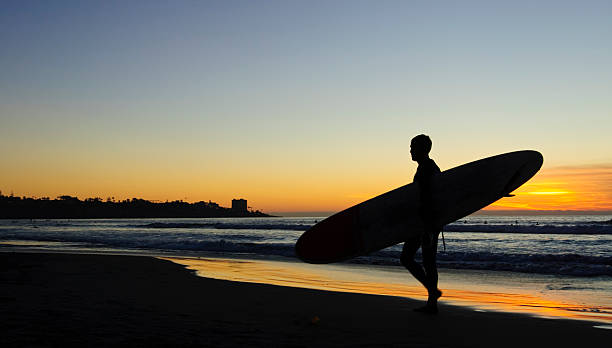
left=135, top=222, right=310, bottom=231
left=2, top=231, right=610, bottom=277
left=132, top=221, right=612, bottom=235
left=10, top=218, right=612, bottom=235
left=545, top=284, right=607, bottom=291
left=352, top=250, right=612, bottom=277
left=444, top=223, right=612, bottom=235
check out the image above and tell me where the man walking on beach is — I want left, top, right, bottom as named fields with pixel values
left=401, top=134, right=442, bottom=313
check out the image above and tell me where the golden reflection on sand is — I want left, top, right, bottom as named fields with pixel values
left=162, top=257, right=612, bottom=323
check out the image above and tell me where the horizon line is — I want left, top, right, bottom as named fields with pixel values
left=2, top=194, right=610, bottom=217
left=271, top=209, right=612, bottom=217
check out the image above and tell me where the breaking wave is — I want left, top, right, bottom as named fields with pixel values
left=133, top=221, right=612, bottom=235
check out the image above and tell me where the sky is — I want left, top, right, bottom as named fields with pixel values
left=1, top=0, right=611, bottom=213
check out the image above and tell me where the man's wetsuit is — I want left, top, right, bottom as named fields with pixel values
left=400, top=158, right=441, bottom=296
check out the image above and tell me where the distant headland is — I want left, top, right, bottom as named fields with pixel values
left=0, top=194, right=272, bottom=219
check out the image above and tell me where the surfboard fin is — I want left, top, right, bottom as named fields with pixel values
left=503, top=193, right=515, bottom=197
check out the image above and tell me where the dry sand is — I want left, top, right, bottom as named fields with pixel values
left=0, top=252, right=609, bottom=347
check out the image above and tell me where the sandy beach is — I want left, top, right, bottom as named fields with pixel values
left=1, top=252, right=610, bottom=347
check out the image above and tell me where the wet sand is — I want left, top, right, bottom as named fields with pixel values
left=1, top=252, right=609, bottom=347
left=166, top=256, right=612, bottom=323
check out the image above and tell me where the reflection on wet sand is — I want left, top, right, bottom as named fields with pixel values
left=163, top=257, right=612, bottom=323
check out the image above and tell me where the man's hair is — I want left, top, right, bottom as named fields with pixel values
left=411, top=134, right=432, bottom=154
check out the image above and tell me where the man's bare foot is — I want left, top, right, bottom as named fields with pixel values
left=429, top=288, right=442, bottom=301
left=423, top=288, right=442, bottom=312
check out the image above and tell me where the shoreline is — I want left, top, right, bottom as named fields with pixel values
left=1, top=252, right=610, bottom=347
left=2, top=247, right=611, bottom=324
left=165, top=255, right=612, bottom=324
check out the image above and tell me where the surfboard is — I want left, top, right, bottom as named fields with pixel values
left=295, top=150, right=543, bottom=264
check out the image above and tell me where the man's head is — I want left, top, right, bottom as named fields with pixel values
left=410, top=134, right=432, bottom=162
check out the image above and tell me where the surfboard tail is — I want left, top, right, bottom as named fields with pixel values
left=295, top=206, right=362, bottom=264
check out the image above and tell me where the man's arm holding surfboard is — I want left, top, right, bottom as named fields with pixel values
left=415, top=161, right=441, bottom=229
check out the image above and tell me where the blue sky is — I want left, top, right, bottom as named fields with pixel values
left=1, top=1, right=611, bottom=211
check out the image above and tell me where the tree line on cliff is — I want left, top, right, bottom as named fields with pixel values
left=0, top=193, right=270, bottom=219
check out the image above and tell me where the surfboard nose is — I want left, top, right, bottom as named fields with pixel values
left=503, top=151, right=543, bottom=194
left=526, top=150, right=544, bottom=169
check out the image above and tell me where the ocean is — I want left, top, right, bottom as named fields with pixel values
left=1, top=215, right=611, bottom=323
left=1, top=215, right=609, bottom=277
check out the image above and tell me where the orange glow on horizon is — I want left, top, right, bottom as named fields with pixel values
left=488, top=164, right=612, bottom=212
left=2, top=161, right=610, bottom=213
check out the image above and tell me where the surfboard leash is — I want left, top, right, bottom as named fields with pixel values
left=441, top=229, right=446, bottom=251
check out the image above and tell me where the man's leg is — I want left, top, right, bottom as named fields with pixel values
left=400, top=238, right=429, bottom=289
left=422, top=230, right=441, bottom=305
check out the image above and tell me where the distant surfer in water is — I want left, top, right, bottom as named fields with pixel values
left=401, top=134, right=442, bottom=313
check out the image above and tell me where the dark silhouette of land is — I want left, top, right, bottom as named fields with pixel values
left=0, top=194, right=271, bottom=219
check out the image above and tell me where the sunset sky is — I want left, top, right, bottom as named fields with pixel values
left=1, top=1, right=611, bottom=213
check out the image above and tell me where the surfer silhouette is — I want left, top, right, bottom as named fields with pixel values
left=401, top=134, right=442, bottom=314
